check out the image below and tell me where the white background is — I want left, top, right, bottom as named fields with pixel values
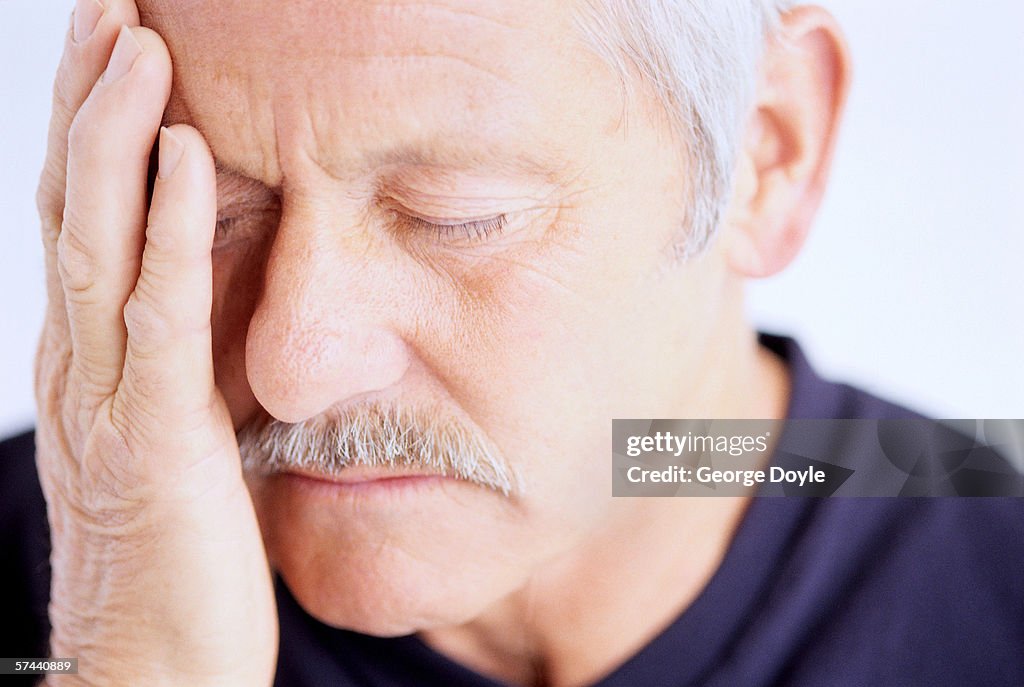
left=1, top=1, right=1021, bottom=437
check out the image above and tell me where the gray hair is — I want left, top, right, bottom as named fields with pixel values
left=575, top=1, right=792, bottom=256
left=238, top=403, right=521, bottom=496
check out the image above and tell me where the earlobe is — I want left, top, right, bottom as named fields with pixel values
left=724, top=6, right=852, bottom=279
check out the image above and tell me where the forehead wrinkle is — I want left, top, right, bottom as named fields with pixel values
left=358, top=0, right=529, bottom=32
left=284, top=56, right=556, bottom=189
left=162, top=67, right=282, bottom=187
left=307, top=140, right=572, bottom=190
left=146, top=0, right=597, bottom=192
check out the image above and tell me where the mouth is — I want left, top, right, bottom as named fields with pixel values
left=278, top=465, right=454, bottom=496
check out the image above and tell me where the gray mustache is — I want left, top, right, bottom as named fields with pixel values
left=237, top=403, right=519, bottom=496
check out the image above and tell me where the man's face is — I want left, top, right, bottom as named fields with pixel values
left=142, top=0, right=732, bottom=633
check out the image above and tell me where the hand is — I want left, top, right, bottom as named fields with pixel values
left=33, top=1, right=277, bottom=684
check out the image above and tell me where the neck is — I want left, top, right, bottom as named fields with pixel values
left=419, top=320, right=790, bottom=687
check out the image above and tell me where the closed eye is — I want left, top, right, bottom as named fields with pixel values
left=395, top=213, right=508, bottom=242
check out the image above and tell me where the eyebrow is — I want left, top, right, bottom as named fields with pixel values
left=213, top=137, right=568, bottom=194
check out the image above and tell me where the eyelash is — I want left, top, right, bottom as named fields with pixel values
left=214, top=210, right=510, bottom=244
left=396, top=213, right=508, bottom=242
left=215, top=215, right=244, bottom=234
left=214, top=215, right=254, bottom=244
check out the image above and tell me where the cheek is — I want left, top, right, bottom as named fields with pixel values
left=211, top=240, right=272, bottom=428
left=431, top=227, right=633, bottom=523
left=446, top=190, right=710, bottom=526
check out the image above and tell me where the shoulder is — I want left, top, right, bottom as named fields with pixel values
left=792, top=497, right=1024, bottom=588
left=768, top=496, right=1024, bottom=685
left=760, top=332, right=1022, bottom=495
left=0, top=430, right=52, bottom=659
left=759, top=332, right=924, bottom=420
left=742, top=335, right=1024, bottom=683
left=727, top=489, right=1024, bottom=685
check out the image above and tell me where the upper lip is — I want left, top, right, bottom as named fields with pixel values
left=284, top=465, right=448, bottom=485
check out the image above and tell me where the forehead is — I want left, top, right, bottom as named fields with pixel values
left=140, top=0, right=613, bottom=186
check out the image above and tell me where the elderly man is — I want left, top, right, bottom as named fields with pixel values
left=1, top=0, right=1021, bottom=685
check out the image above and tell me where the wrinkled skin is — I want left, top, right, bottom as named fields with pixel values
left=34, top=1, right=847, bottom=684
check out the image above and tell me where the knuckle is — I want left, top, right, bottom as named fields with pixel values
left=65, top=106, right=95, bottom=156
left=36, top=162, right=67, bottom=239
left=123, top=291, right=173, bottom=356
left=56, top=221, right=101, bottom=302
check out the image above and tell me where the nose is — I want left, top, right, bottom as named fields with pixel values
left=245, top=206, right=411, bottom=424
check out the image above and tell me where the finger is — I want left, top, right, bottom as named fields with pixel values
left=115, top=125, right=221, bottom=450
left=38, top=0, right=141, bottom=327
left=59, top=25, right=171, bottom=397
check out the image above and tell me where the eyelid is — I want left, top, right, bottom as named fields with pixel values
left=400, top=212, right=508, bottom=241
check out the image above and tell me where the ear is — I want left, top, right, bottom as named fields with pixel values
left=724, top=6, right=852, bottom=278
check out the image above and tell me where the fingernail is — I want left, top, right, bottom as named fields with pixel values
left=158, top=127, right=185, bottom=179
left=102, top=25, right=143, bottom=84
left=73, top=0, right=104, bottom=44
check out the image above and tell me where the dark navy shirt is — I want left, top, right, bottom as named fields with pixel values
left=3, top=335, right=1022, bottom=686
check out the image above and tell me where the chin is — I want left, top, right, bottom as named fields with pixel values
left=280, top=553, right=510, bottom=636
left=248, top=472, right=539, bottom=635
